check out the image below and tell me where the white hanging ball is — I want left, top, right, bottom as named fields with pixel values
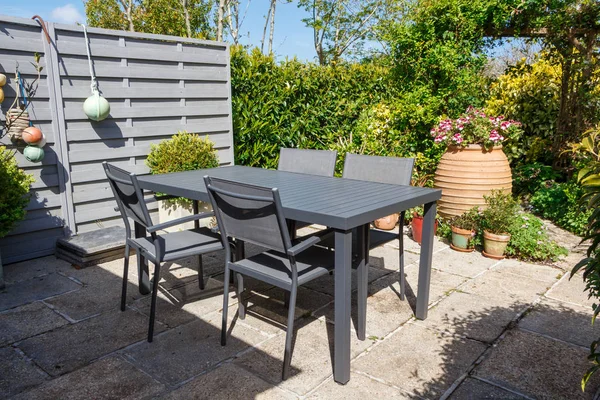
left=83, top=91, right=110, bottom=121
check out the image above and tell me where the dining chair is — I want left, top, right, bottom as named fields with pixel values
left=277, top=148, right=337, bottom=239
left=204, top=175, right=335, bottom=380
left=103, top=162, right=224, bottom=342
left=342, top=153, right=414, bottom=336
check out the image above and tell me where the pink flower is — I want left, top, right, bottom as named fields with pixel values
left=452, top=133, right=463, bottom=144
left=434, top=135, right=447, bottom=143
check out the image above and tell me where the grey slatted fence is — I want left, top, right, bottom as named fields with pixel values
left=0, top=15, right=234, bottom=264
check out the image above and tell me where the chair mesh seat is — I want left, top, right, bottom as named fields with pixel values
left=129, top=227, right=223, bottom=263
left=230, top=245, right=335, bottom=289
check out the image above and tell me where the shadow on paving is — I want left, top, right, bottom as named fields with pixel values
left=0, top=250, right=315, bottom=399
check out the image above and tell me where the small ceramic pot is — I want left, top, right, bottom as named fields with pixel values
left=450, top=226, right=475, bottom=252
left=374, top=214, right=399, bottom=230
left=482, top=230, right=511, bottom=259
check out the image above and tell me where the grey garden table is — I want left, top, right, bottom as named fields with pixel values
left=136, top=165, right=441, bottom=384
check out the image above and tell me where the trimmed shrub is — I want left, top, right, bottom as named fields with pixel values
left=0, top=147, right=34, bottom=238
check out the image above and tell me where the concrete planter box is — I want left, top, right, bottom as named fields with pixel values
left=158, top=200, right=213, bottom=232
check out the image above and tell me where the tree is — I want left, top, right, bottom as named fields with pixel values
left=261, top=0, right=276, bottom=54
left=85, top=0, right=214, bottom=39
left=298, top=0, right=397, bottom=65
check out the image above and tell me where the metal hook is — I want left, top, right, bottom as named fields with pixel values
left=31, top=15, right=51, bottom=44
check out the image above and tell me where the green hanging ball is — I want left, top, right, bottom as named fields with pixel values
left=83, top=91, right=110, bottom=121
left=24, top=145, right=45, bottom=163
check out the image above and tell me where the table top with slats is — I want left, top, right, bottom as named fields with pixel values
left=137, top=166, right=441, bottom=230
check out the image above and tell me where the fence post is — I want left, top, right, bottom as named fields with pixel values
left=43, top=22, right=75, bottom=236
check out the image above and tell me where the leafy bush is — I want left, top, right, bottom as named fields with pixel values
left=0, top=147, right=34, bottom=238
left=505, top=212, right=568, bottom=262
left=449, top=207, right=480, bottom=231
left=512, top=162, right=560, bottom=196
left=481, top=190, right=519, bottom=235
left=231, top=47, right=395, bottom=170
left=146, top=131, right=218, bottom=206
left=530, top=181, right=591, bottom=236
left=146, top=131, right=219, bottom=174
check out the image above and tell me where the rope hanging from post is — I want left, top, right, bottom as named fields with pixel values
left=81, top=24, right=110, bottom=121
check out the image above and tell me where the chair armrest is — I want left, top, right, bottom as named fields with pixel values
left=147, top=211, right=214, bottom=233
left=287, top=228, right=334, bottom=256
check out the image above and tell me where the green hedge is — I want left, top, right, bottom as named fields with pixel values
left=230, top=47, right=395, bottom=170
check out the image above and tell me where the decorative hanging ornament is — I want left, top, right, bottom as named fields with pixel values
left=81, top=24, right=110, bottom=121
left=24, top=145, right=45, bottom=163
left=22, top=126, right=43, bottom=144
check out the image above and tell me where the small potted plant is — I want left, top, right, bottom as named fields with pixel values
left=146, top=131, right=219, bottom=231
left=0, top=146, right=34, bottom=289
left=449, top=207, right=480, bottom=252
left=481, top=190, right=519, bottom=259
left=410, top=206, right=439, bottom=245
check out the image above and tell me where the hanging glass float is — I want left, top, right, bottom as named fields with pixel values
left=0, top=73, right=5, bottom=102
left=24, top=145, right=45, bottom=163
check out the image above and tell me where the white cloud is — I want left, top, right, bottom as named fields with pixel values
left=50, top=4, right=84, bottom=25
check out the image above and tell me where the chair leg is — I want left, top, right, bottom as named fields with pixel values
left=221, top=265, right=231, bottom=346
left=284, top=291, right=290, bottom=308
left=121, top=244, right=131, bottom=312
left=148, top=262, right=162, bottom=342
left=197, top=255, right=205, bottom=290
left=236, top=273, right=245, bottom=320
left=282, top=286, right=297, bottom=381
left=399, top=211, right=406, bottom=301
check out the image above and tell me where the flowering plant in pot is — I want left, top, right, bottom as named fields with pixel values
left=431, top=107, right=523, bottom=219
left=481, top=190, right=519, bottom=259
left=449, top=207, right=480, bottom=252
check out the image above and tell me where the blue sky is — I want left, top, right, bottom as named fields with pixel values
left=0, top=0, right=316, bottom=61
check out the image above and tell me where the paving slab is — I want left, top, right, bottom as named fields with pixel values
left=519, top=298, right=598, bottom=348
left=317, top=272, right=414, bottom=338
left=352, top=323, right=488, bottom=399
left=449, top=378, right=527, bottom=399
left=131, top=277, right=235, bottom=329
left=124, top=315, right=268, bottom=386
left=415, top=291, right=527, bottom=343
left=0, top=302, right=69, bottom=347
left=493, top=259, right=562, bottom=284
left=368, top=245, right=420, bottom=271
left=404, top=264, right=468, bottom=307
left=461, top=270, right=554, bottom=304
left=235, top=317, right=371, bottom=396
left=303, top=266, right=390, bottom=297
left=161, top=362, right=295, bottom=400
left=421, top=249, right=498, bottom=278
left=44, top=267, right=145, bottom=321
left=2, top=256, right=64, bottom=285
left=403, top=235, right=449, bottom=255
left=18, top=308, right=154, bottom=377
left=0, top=346, right=47, bottom=399
left=474, top=329, right=600, bottom=399
left=308, top=372, right=411, bottom=399
left=0, top=274, right=81, bottom=312
left=11, top=355, right=164, bottom=400
left=553, top=251, right=586, bottom=272
left=546, top=274, right=594, bottom=308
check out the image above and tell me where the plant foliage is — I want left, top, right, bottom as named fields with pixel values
left=505, top=212, right=568, bottom=261
left=449, top=207, right=481, bottom=232
left=0, top=147, right=34, bottom=238
left=481, top=190, right=519, bottom=235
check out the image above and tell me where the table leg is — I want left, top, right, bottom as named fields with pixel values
left=356, top=224, right=368, bottom=341
left=192, top=200, right=205, bottom=290
left=134, top=222, right=151, bottom=295
left=416, top=201, right=436, bottom=320
left=334, top=229, right=352, bottom=384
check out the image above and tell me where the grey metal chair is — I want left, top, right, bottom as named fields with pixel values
left=342, top=153, right=414, bottom=337
left=103, top=162, right=223, bottom=342
left=204, top=176, right=335, bottom=381
left=277, top=148, right=337, bottom=238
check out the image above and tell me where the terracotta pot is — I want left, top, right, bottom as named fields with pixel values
left=411, top=214, right=438, bottom=245
left=482, top=230, right=511, bottom=259
left=450, top=226, right=475, bottom=252
left=434, top=144, right=512, bottom=219
left=374, top=214, right=399, bottom=230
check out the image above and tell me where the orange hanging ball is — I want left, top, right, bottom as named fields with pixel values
left=22, top=126, right=43, bottom=144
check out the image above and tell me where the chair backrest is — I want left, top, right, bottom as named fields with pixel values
left=204, top=176, right=292, bottom=254
left=277, top=148, right=337, bottom=177
left=103, top=162, right=153, bottom=236
left=342, top=153, right=415, bottom=186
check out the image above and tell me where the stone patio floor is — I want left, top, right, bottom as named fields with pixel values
left=1, top=225, right=599, bottom=399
